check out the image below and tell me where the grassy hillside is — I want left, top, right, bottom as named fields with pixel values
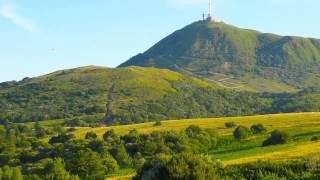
left=0, top=66, right=282, bottom=125
left=0, top=66, right=213, bottom=124
left=1, top=66, right=320, bottom=125
left=120, top=21, right=320, bottom=92
left=73, top=112, right=320, bottom=166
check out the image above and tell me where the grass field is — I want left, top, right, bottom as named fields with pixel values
left=70, top=112, right=320, bottom=167
left=73, top=112, right=320, bottom=138
left=71, top=112, right=320, bottom=179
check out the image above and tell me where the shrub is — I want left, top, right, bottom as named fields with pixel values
left=233, top=126, right=251, bottom=139
left=49, top=133, right=75, bottom=144
left=154, top=121, right=162, bottom=126
left=134, top=153, right=221, bottom=180
left=311, top=136, right=319, bottom=142
left=103, top=129, right=120, bottom=144
left=67, top=127, right=76, bottom=132
left=85, top=132, right=98, bottom=139
left=250, top=124, right=267, bottom=134
left=263, top=130, right=289, bottom=146
left=225, top=122, right=236, bottom=128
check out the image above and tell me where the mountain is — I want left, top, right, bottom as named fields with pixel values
left=119, top=21, right=320, bottom=92
left=0, top=66, right=320, bottom=125
left=0, top=66, right=281, bottom=125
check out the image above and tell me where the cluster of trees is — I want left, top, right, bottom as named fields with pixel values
left=231, top=123, right=289, bottom=147
left=136, top=154, right=320, bottom=180
left=0, top=120, right=319, bottom=179
left=233, top=124, right=267, bottom=140
left=0, top=122, right=219, bottom=179
left=0, top=81, right=105, bottom=123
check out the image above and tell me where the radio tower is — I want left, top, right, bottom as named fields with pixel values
left=208, top=0, right=212, bottom=20
left=206, top=0, right=220, bottom=22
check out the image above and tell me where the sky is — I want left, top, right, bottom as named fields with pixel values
left=0, top=0, right=320, bottom=82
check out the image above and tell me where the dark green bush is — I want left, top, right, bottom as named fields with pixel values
left=85, top=132, right=98, bottom=139
left=263, top=130, right=289, bottom=146
left=154, top=121, right=162, bottom=126
left=311, top=136, right=319, bottom=142
left=233, top=126, right=251, bottom=139
left=250, top=124, right=267, bottom=134
left=134, top=153, right=220, bottom=180
left=225, top=122, right=236, bottom=128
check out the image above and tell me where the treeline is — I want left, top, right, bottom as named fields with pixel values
left=107, top=86, right=320, bottom=124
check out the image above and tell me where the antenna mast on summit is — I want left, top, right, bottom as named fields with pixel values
left=204, top=0, right=220, bottom=22
left=209, top=0, right=212, bottom=18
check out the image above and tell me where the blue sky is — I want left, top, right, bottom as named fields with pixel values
left=0, top=0, right=320, bottom=82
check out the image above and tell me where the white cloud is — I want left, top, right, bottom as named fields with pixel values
left=0, top=3, right=36, bottom=32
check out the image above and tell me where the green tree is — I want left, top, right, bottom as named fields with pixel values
left=103, top=129, right=120, bottom=145
left=250, top=124, right=267, bottom=134
left=233, top=126, right=251, bottom=139
left=34, top=121, right=46, bottom=138
left=135, top=153, right=221, bottom=180
left=263, top=130, right=289, bottom=146
left=225, top=122, right=236, bottom=128
left=109, top=144, right=132, bottom=167
left=0, top=166, right=23, bottom=180
left=42, top=158, right=79, bottom=180
left=85, top=132, right=98, bottom=139
left=66, top=149, right=106, bottom=180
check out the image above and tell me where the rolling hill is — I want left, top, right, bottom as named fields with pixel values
left=0, top=66, right=273, bottom=124
left=1, top=66, right=320, bottom=125
left=119, top=21, right=320, bottom=92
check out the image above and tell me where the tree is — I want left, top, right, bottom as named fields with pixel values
left=103, top=129, right=120, bottom=145
left=109, top=144, right=132, bottom=167
left=49, top=133, right=75, bottom=144
left=263, top=130, right=289, bottom=146
left=43, top=158, right=79, bottom=180
left=34, top=121, right=46, bottom=138
left=225, top=122, right=236, bottom=128
left=0, top=166, right=23, bottom=180
left=185, top=125, right=202, bottom=138
left=233, top=126, right=251, bottom=139
left=250, top=124, right=267, bottom=134
left=134, top=153, right=221, bottom=180
left=85, top=132, right=98, bottom=139
left=66, top=150, right=106, bottom=179
left=154, top=121, right=162, bottom=126
left=101, top=155, right=119, bottom=174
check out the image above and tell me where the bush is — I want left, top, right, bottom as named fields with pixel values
left=225, top=122, right=236, bottom=128
left=49, top=133, right=75, bottom=144
left=263, top=130, right=289, bottom=146
left=311, top=136, right=319, bottom=142
left=233, top=126, right=251, bottom=139
left=154, top=121, right=162, bottom=126
left=85, top=132, right=98, bottom=139
left=134, top=153, right=221, bottom=180
left=67, top=127, right=76, bottom=132
left=250, top=124, right=267, bottom=134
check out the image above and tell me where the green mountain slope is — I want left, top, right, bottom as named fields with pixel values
left=1, top=66, right=320, bottom=125
left=119, top=21, right=320, bottom=92
left=0, top=66, right=279, bottom=124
